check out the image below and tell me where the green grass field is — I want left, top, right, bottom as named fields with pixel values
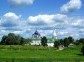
left=0, top=45, right=83, bottom=62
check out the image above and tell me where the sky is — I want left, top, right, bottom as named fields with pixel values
left=0, top=0, right=84, bottom=39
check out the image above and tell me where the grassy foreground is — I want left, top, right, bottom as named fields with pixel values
left=0, top=45, right=84, bottom=62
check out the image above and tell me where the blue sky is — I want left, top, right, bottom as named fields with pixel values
left=0, top=0, right=84, bottom=39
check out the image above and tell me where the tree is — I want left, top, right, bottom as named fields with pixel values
left=25, top=38, right=32, bottom=44
left=14, top=35, right=21, bottom=45
left=1, top=33, right=31, bottom=45
left=20, top=37, right=25, bottom=45
left=1, top=35, right=7, bottom=45
left=54, top=40, right=60, bottom=49
left=74, top=40, right=80, bottom=45
left=64, top=38, right=69, bottom=47
left=1, top=33, right=21, bottom=45
left=59, top=39, right=64, bottom=45
left=68, top=36, right=74, bottom=43
left=5, top=33, right=15, bottom=45
left=79, top=38, right=84, bottom=44
left=81, top=45, right=84, bottom=55
left=20, top=37, right=32, bottom=45
left=6, top=33, right=21, bottom=45
left=41, top=36, right=47, bottom=46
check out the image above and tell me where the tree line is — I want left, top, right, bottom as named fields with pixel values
left=0, top=33, right=31, bottom=45
left=1, top=33, right=84, bottom=46
left=41, top=36, right=84, bottom=55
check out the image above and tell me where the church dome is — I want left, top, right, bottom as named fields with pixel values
left=34, top=30, right=40, bottom=35
left=32, top=30, right=41, bottom=38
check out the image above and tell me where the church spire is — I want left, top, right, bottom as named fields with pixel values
left=52, top=29, right=57, bottom=41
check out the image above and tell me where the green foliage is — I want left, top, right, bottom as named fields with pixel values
left=24, top=38, right=32, bottom=44
left=3, top=33, right=21, bottom=45
left=20, top=37, right=32, bottom=45
left=59, top=39, right=64, bottom=45
left=54, top=40, right=60, bottom=49
left=1, top=33, right=31, bottom=45
left=74, top=38, right=84, bottom=45
left=58, top=36, right=74, bottom=47
left=20, top=37, right=25, bottom=45
left=63, top=38, right=70, bottom=47
left=1, top=35, right=7, bottom=45
left=41, top=36, right=47, bottom=46
left=81, top=45, right=84, bottom=55
left=74, top=40, right=80, bottom=45
left=68, top=36, right=74, bottom=43
left=79, top=38, right=84, bottom=44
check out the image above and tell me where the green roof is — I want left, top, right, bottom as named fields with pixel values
left=31, top=38, right=55, bottom=43
left=31, top=38, right=41, bottom=40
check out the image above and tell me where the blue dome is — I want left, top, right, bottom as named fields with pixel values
left=33, top=30, right=40, bottom=35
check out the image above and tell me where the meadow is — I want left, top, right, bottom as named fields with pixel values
left=0, top=45, right=84, bottom=62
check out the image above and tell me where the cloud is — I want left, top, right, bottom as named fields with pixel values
left=0, top=12, right=84, bottom=39
left=60, top=0, right=82, bottom=13
left=70, top=18, right=84, bottom=28
left=0, top=12, right=21, bottom=27
left=0, top=12, right=32, bottom=39
left=3, top=12, right=20, bottom=20
left=27, top=14, right=68, bottom=26
left=8, top=0, right=34, bottom=6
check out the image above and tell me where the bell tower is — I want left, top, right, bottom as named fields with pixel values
left=52, top=29, right=57, bottom=41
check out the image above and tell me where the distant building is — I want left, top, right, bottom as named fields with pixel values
left=31, top=29, right=57, bottom=47
left=31, top=30, right=41, bottom=45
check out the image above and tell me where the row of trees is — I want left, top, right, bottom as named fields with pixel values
left=0, top=33, right=31, bottom=45
left=41, top=36, right=84, bottom=55
left=40, top=36, right=84, bottom=47
left=41, top=36, right=74, bottom=47
left=54, top=36, right=74, bottom=48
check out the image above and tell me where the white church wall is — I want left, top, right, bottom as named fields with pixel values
left=31, top=40, right=41, bottom=45
left=47, top=43, right=54, bottom=47
left=31, top=40, right=54, bottom=47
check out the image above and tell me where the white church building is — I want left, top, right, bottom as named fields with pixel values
left=30, top=29, right=57, bottom=47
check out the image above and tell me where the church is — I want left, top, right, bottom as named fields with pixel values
left=30, top=29, right=57, bottom=47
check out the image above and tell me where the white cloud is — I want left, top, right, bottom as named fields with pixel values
left=27, top=14, right=68, bottom=26
left=60, top=0, right=82, bottom=13
left=1, top=12, right=84, bottom=39
left=3, top=12, right=20, bottom=20
left=70, top=18, right=84, bottom=28
left=8, top=0, right=34, bottom=6
left=0, top=12, right=31, bottom=39
left=0, top=12, right=21, bottom=27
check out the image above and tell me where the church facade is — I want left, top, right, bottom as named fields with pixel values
left=30, top=29, right=57, bottom=47
left=31, top=30, right=41, bottom=45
